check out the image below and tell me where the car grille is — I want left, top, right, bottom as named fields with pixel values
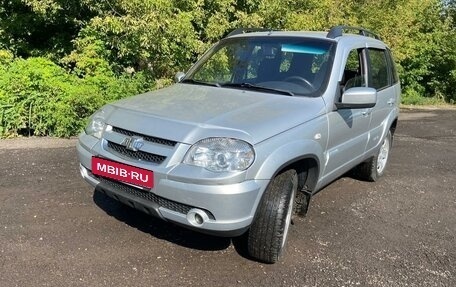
left=106, top=141, right=166, bottom=164
left=105, top=126, right=177, bottom=164
left=96, top=175, right=215, bottom=220
left=112, top=126, right=177, bottom=147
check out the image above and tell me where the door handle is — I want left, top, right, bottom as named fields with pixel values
left=387, top=98, right=395, bottom=106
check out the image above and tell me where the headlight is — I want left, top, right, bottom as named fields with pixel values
left=85, top=110, right=107, bottom=139
left=183, top=138, right=255, bottom=172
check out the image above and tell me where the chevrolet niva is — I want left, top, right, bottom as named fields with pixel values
left=77, top=26, right=400, bottom=263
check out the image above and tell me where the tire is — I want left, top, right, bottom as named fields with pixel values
left=247, top=169, right=298, bottom=263
left=357, top=130, right=392, bottom=182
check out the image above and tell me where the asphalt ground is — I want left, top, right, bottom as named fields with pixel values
left=0, top=109, right=455, bottom=287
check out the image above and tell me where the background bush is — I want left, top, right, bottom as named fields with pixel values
left=0, top=0, right=455, bottom=137
left=0, top=54, right=151, bottom=137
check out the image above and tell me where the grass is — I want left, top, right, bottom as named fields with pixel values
left=400, top=90, right=454, bottom=106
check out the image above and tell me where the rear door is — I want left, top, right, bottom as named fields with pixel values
left=364, top=48, right=399, bottom=152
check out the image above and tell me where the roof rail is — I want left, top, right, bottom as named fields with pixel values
left=226, top=28, right=274, bottom=37
left=327, top=26, right=381, bottom=40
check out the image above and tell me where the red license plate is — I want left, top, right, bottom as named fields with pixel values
left=92, top=157, right=154, bottom=189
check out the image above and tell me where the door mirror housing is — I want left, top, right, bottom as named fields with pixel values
left=175, top=71, right=186, bottom=83
left=335, top=87, right=377, bottom=109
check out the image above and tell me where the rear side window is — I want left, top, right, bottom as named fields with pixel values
left=368, top=49, right=389, bottom=90
left=386, top=49, right=399, bottom=84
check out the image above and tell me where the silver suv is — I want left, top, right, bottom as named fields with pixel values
left=77, top=26, right=400, bottom=263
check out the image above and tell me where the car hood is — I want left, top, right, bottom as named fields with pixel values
left=107, top=84, right=326, bottom=144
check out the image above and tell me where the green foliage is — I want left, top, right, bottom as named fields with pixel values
left=0, top=0, right=455, bottom=138
left=401, top=89, right=447, bottom=105
left=0, top=0, right=95, bottom=58
left=0, top=55, right=152, bottom=137
left=78, top=0, right=204, bottom=79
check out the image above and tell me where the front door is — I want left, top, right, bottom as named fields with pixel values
left=322, top=48, right=372, bottom=179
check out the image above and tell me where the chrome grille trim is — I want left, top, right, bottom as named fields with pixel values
left=112, top=126, right=177, bottom=147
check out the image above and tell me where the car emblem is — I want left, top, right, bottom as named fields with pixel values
left=121, top=136, right=144, bottom=152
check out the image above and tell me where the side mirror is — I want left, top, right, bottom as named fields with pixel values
left=174, top=71, right=186, bottom=83
left=335, top=87, right=377, bottom=109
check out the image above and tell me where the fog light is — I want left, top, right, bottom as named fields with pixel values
left=186, top=208, right=210, bottom=226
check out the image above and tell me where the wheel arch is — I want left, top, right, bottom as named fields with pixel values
left=386, top=115, right=398, bottom=148
left=254, top=139, right=323, bottom=194
left=272, top=157, right=320, bottom=194
left=390, top=117, right=398, bottom=135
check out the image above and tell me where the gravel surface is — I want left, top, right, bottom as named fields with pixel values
left=0, top=109, right=455, bottom=287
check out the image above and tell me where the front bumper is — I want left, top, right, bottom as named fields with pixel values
left=77, top=137, right=268, bottom=237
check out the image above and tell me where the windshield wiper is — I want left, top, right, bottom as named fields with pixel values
left=221, top=82, right=294, bottom=96
left=180, top=79, right=220, bottom=87
left=181, top=80, right=294, bottom=96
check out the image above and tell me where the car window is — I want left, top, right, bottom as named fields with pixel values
left=246, top=46, right=326, bottom=82
left=192, top=45, right=237, bottom=83
left=368, top=49, right=389, bottom=90
left=386, top=49, right=399, bottom=84
left=342, top=49, right=366, bottom=90
left=186, top=37, right=336, bottom=97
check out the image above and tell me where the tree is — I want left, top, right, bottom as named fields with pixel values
left=0, top=0, right=455, bottom=137
left=0, top=0, right=95, bottom=58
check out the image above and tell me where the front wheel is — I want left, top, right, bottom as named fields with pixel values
left=358, top=130, right=392, bottom=182
left=247, top=169, right=298, bottom=263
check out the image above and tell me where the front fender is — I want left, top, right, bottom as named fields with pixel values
left=252, top=139, right=324, bottom=180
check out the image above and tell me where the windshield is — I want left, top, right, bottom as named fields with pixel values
left=184, top=36, right=336, bottom=97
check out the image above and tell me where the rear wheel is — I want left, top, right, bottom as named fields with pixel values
left=357, top=130, right=392, bottom=182
left=247, top=169, right=298, bottom=263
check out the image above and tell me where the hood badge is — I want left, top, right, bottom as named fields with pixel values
left=121, top=136, right=144, bottom=152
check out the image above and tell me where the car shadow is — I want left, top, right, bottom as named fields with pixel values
left=345, top=166, right=374, bottom=182
left=92, top=189, right=235, bottom=252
